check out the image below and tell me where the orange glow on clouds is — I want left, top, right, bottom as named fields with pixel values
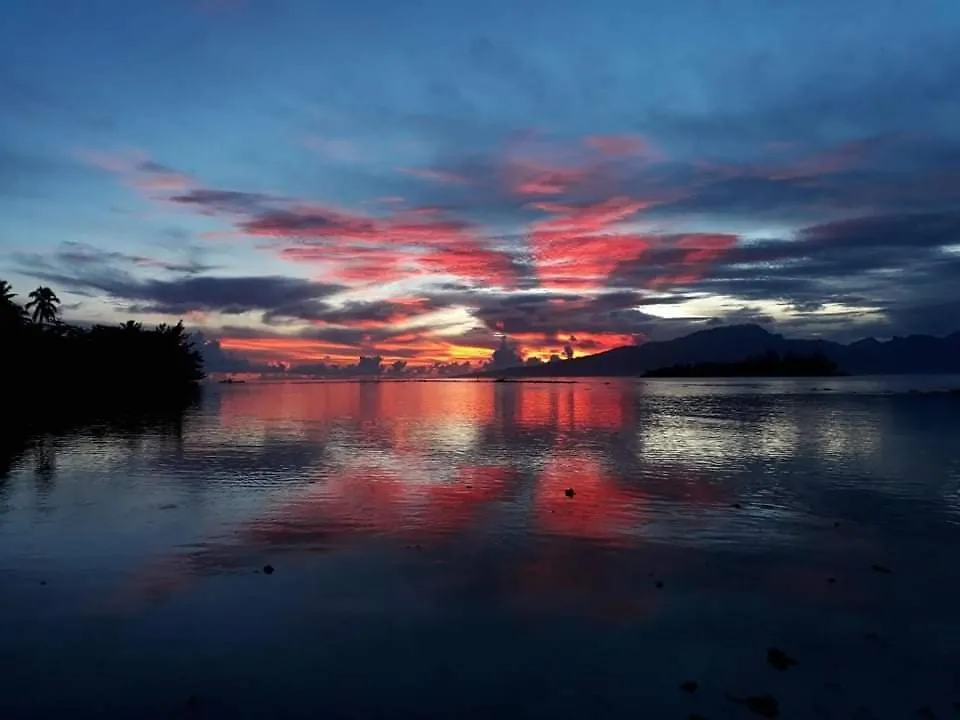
left=82, top=131, right=745, bottom=370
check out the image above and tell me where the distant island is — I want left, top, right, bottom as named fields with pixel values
left=1, top=280, right=204, bottom=414
left=643, top=351, right=844, bottom=378
left=473, top=324, right=960, bottom=379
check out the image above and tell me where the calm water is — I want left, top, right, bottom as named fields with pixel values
left=3, top=378, right=960, bottom=719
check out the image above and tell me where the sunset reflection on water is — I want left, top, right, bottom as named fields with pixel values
left=5, top=379, right=960, bottom=719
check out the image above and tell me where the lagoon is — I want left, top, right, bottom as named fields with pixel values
left=3, top=378, right=960, bottom=718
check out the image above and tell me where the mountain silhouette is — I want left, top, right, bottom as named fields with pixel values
left=476, top=325, right=960, bottom=377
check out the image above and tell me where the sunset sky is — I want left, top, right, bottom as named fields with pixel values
left=2, top=0, right=959, bottom=374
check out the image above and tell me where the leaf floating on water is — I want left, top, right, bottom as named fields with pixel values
left=727, top=693, right=780, bottom=718
left=680, top=680, right=699, bottom=694
left=871, top=564, right=893, bottom=574
left=766, top=647, right=797, bottom=671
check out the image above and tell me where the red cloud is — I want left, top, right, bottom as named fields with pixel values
left=584, top=134, right=652, bottom=158
left=506, top=158, right=590, bottom=197
left=527, top=197, right=653, bottom=289
left=247, top=205, right=519, bottom=287
left=647, top=233, right=738, bottom=289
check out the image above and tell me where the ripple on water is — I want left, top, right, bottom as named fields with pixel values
left=2, top=377, right=960, bottom=718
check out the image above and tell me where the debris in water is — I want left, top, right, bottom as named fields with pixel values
left=826, top=577, right=837, bottom=584
left=655, top=581, right=664, bottom=589
left=727, top=693, right=780, bottom=718
left=766, top=647, right=797, bottom=671
left=564, top=488, right=576, bottom=498
left=680, top=680, right=699, bottom=694
left=687, top=715, right=707, bottom=720
left=263, top=564, right=275, bottom=575
left=917, top=707, right=936, bottom=720
left=731, top=503, right=742, bottom=509
left=871, top=564, right=892, bottom=574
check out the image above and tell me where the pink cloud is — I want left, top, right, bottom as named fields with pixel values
left=244, top=203, right=519, bottom=287
left=584, top=134, right=654, bottom=158
left=506, top=158, right=589, bottom=197
left=647, top=233, right=738, bottom=289
left=77, top=148, right=196, bottom=197
left=398, top=167, right=472, bottom=185
left=527, top=197, right=654, bottom=289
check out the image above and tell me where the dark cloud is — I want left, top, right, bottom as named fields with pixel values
left=607, top=211, right=960, bottom=338
left=117, top=276, right=344, bottom=316
left=487, top=335, right=524, bottom=371
left=168, top=188, right=276, bottom=214
left=21, top=266, right=344, bottom=318
left=16, top=241, right=215, bottom=278
left=14, top=240, right=344, bottom=318
left=449, top=289, right=680, bottom=338
left=193, top=333, right=279, bottom=374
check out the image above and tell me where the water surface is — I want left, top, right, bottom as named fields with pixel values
left=3, top=378, right=960, bottom=718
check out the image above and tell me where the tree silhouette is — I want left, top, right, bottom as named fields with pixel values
left=1, top=279, right=204, bottom=411
left=0, top=280, right=25, bottom=329
left=25, top=286, right=61, bottom=327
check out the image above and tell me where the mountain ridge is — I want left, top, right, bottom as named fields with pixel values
left=475, top=324, right=960, bottom=377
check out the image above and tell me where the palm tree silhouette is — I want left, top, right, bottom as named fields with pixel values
left=0, top=280, right=26, bottom=328
left=25, top=286, right=62, bottom=327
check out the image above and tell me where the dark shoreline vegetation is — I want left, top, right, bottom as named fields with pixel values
left=643, top=351, right=845, bottom=378
left=2, top=280, right=203, bottom=460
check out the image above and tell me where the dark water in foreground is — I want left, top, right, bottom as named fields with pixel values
left=3, top=378, right=960, bottom=719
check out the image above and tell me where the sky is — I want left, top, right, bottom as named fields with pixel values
left=2, top=0, right=960, bottom=375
